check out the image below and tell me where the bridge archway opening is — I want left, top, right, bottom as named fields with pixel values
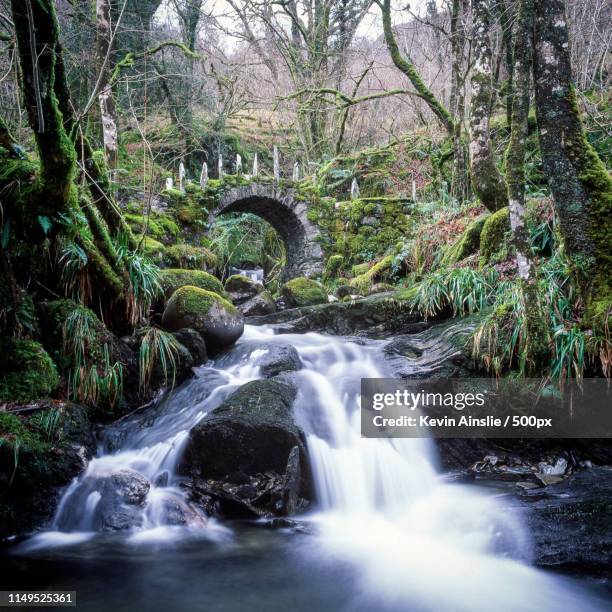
left=208, top=212, right=285, bottom=286
left=209, top=185, right=323, bottom=280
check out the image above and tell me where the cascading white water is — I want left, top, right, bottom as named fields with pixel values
left=21, top=325, right=604, bottom=610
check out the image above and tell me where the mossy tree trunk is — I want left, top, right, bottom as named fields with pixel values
left=505, top=0, right=549, bottom=371
left=7, top=0, right=134, bottom=327
left=469, top=0, right=508, bottom=213
left=381, top=0, right=472, bottom=201
left=533, top=0, right=612, bottom=325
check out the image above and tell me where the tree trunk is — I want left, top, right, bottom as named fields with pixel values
left=469, top=0, right=508, bottom=212
left=9, top=0, right=130, bottom=323
left=450, top=0, right=469, bottom=201
left=96, top=0, right=119, bottom=169
left=505, top=0, right=548, bottom=371
left=533, top=0, right=612, bottom=325
left=381, top=0, right=455, bottom=134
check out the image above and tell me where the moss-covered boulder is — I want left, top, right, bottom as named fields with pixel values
left=323, top=254, right=344, bottom=281
left=160, top=269, right=227, bottom=300
left=140, top=236, right=166, bottom=260
left=281, top=278, right=328, bottom=308
left=0, top=339, right=59, bottom=403
left=162, top=286, right=244, bottom=354
left=224, top=274, right=262, bottom=305
left=442, top=215, right=488, bottom=265
left=480, top=207, right=511, bottom=262
left=164, top=244, right=217, bottom=270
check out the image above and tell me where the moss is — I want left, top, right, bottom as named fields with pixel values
left=165, top=285, right=238, bottom=317
left=479, top=207, right=511, bottom=262
left=140, top=236, right=166, bottom=260
left=442, top=215, right=488, bottom=265
left=281, top=278, right=328, bottom=307
left=164, top=243, right=217, bottom=270
left=323, top=255, right=344, bottom=281
left=0, top=339, right=59, bottom=403
left=349, top=255, right=394, bottom=293
left=352, top=262, right=371, bottom=276
left=0, top=412, right=49, bottom=455
left=160, top=268, right=227, bottom=299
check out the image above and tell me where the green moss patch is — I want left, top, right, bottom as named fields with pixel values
left=349, top=255, right=394, bottom=293
left=160, top=269, right=227, bottom=299
left=0, top=339, right=59, bottom=403
left=282, top=278, right=328, bottom=307
left=164, top=244, right=217, bottom=270
left=480, top=207, right=511, bottom=262
left=164, top=286, right=238, bottom=319
left=442, top=215, right=488, bottom=265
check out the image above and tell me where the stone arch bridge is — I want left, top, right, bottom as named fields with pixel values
left=209, top=183, right=323, bottom=279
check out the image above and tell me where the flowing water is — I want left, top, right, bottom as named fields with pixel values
left=3, top=326, right=609, bottom=611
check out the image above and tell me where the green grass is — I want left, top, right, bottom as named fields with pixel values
left=139, top=327, right=182, bottom=393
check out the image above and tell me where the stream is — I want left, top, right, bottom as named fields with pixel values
left=2, top=325, right=610, bottom=611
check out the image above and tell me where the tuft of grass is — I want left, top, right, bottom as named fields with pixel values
left=63, top=309, right=123, bottom=407
left=117, top=245, right=162, bottom=325
left=139, top=327, right=182, bottom=394
left=473, top=253, right=611, bottom=381
left=59, top=241, right=91, bottom=303
left=409, top=268, right=496, bottom=319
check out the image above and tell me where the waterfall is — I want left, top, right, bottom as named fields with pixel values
left=19, top=326, right=602, bottom=611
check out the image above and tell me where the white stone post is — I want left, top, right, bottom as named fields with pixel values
left=273, top=146, right=280, bottom=183
left=178, top=161, right=186, bottom=193
left=200, top=161, right=208, bottom=190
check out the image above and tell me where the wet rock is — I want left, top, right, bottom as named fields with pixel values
left=179, top=379, right=312, bottom=517
left=249, top=292, right=426, bottom=336
left=240, top=291, right=277, bottom=317
left=383, top=337, right=424, bottom=359
left=153, top=494, right=206, bottom=527
left=335, top=285, right=354, bottom=299
left=0, top=403, right=96, bottom=540
left=96, top=469, right=150, bottom=531
left=256, top=345, right=302, bottom=378
left=515, top=466, right=612, bottom=576
left=162, top=286, right=244, bottom=354
left=172, top=328, right=208, bottom=366
left=225, top=274, right=262, bottom=305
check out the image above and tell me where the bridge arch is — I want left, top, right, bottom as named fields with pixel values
left=210, top=183, right=324, bottom=280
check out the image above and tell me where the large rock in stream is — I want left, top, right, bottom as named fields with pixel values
left=179, top=379, right=312, bottom=518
